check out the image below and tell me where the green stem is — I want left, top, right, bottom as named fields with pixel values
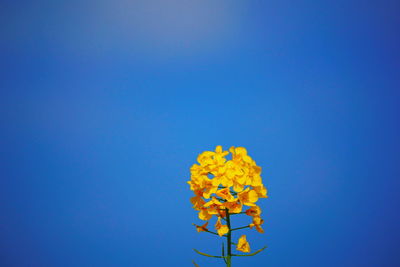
left=222, top=242, right=227, bottom=264
left=193, top=249, right=224, bottom=258
left=192, top=224, right=227, bottom=237
left=226, top=208, right=232, bottom=267
left=231, top=225, right=250, bottom=231
left=232, top=246, right=267, bottom=256
left=203, top=229, right=228, bottom=237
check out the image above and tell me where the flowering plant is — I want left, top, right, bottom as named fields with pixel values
left=188, top=146, right=268, bottom=266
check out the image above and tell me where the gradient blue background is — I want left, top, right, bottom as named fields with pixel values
left=1, top=0, right=399, bottom=266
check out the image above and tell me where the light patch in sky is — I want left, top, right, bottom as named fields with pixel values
left=79, top=0, right=244, bottom=57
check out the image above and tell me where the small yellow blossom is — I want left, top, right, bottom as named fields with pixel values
left=223, top=200, right=243, bottom=214
left=238, top=187, right=259, bottom=207
left=215, top=217, right=229, bottom=236
left=217, top=209, right=226, bottom=218
left=245, top=205, right=262, bottom=217
left=232, top=182, right=245, bottom=193
left=198, top=208, right=212, bottom=221
left=190, top=195, right=206, bottom=210
left=197, top=151, right=215, bottom=166
left=236, top=235, right=251, bottom=253
left=253, top=185, right=268, bottom=198
left=249, top=216, right=264, bottom=233
left=216, top=187, right=235, bottom=201
left=203, top=197, right=223, bottom=215
left=215, top=145, right=229, bottom=157
left=195, top=221, right=209, bottom=232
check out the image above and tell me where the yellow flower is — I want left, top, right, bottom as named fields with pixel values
left=232, top=182, right=245, bottom=193
left=187, top=176, right=202, bottom=192
left=198, top=208, right=212, bottom=221
left=195, top=221, right=209, bottom=232
left=203, top=196, right=222, bottom=206
left=203, top=197, right=223, bottom=215
left=251, top=174, right=262, bottom=187
left=223, top=200, right=243, bottom=214
left=245, top=205, right=262, bottom=217
left=220, top=174, right=234, bottom=188
left=215, top=145, right=229, bottom=157
left=203, top=185, right=218, bottom=199
left=236, top=235, right=251, bottom=253
left=200, top=177, right=218, bottom=199
left=213, top=145, right=229, bottom=166
left=190, top=164, right=206, bottom=177
left=197, top=151, right=215, bottom=166
left=249, top=216, right=264, bottom=233
left=189, top=146, right=268, bottom=263
left=253, top=185, right=268, bottom=198
left=215, top=217, right=229, bottom=236
left=217, top=208, right=226, bottom=218
left=238, top=187, right=259, bottom=207
left=216, top=187, right=235, bottom=201
left=190, top=195, right=206, bottom=210
left=230, top=146, right=247, bottom=158
left=189, top=146, right=267, bottom=239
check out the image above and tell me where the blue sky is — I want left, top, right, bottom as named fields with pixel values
left=1, top=0, right=399, bottom=266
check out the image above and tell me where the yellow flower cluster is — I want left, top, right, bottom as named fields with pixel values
left=188, top=146, right=267, bottom=253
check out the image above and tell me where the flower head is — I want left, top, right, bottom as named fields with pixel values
left=189, top=146, right=267, bottom=263
left=188, top=145, right=267, bottom=221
